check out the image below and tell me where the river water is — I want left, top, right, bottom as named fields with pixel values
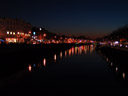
left=1, top=45, right=128, bottom=96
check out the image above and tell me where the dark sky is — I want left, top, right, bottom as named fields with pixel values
left=1, top=0, right=128, bottom=38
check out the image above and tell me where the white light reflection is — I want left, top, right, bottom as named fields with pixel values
left=111, top=62, right=113, bottom=66
left=28, top=64, right=32, bottom=72
left=69, top=49, right=71, bottom=56
left=116, top=67, right=118, bottom=72
left=60, top=52, right=62, bottom=58
left=54, top=54, right=57, bottom=62
left=43, top=58, right=46, bottom=66
left=122, top=72, right=126, bottom=79
left=106, top=58, right=108, bottom=62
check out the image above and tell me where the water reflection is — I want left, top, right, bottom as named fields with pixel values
left=27, top=45, right=95, bottom=72
left=28, top=64, right=32, bottom=72
left=84, top=46, right=87, bottom=54
left=54, top=54, right=57, bottom=62
left=116, top=67, right=118, bottom=72
left=60, top=52, right=62, bottom=58
left=65, top=51, right=67, bottom=57
left=122, top=72, right=126, bottom=79
left=90, top=45, right=94, bottom=53
left=33, top=64, right=36, bottom=67
left=75, top=47, right=77, bottom=54
left=71, top=47, right=74, bottom=55
left=110, top=62, right=113, bottom=66
left=97, top=48, right=128, bottom=80
left=43, top=58, right=46, bottom=66
left=79, top=47, right=82, bottom=54
left=65, top=45, right=95, bottom=57
left=69, top=49, right=72, bottom=56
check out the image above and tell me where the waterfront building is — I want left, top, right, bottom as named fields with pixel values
left=31, top=27, right=57, bottom=44
left=0, top=18, right=31, bottom=43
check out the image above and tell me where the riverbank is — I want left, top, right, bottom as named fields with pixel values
left=96, top=46, right=128, bottom=80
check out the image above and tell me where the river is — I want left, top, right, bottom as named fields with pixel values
left=1, top=45, right=128, bottom=96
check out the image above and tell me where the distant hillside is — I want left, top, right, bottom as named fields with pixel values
left=100, top=25, right=128, bottom=41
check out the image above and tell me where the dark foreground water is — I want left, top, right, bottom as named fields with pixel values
left=1, top=45, right=128, bottom=96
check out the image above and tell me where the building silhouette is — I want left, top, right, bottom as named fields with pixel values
left=0, top=18, right=31, bottom=43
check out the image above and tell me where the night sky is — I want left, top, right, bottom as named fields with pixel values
left=1, top=0, right=128, bottom=38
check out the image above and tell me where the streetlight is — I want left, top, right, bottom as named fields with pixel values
left=33, top=32, right=36, bottom=35
left=43, top=33, right=46, bottom=37
left=39, top=28, right=42, bottom=31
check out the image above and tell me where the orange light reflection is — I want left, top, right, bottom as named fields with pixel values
left=54, top=54, right=57, bottom=62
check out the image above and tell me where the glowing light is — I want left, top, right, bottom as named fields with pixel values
left=72, top=47, right=74, bottom=55
left=111, top=62, right=113, bottom=66
left=122, top=72, right=126, bottom=79
left=114, top=41, right=119, bottom=44
left=22, top=33, right=24, bottom=35
left=18, top=32, right=20, bottom=34
left=14, top=39, right=16, bottom=43
left=7, top=31, right=9, bottom=34
left=40, top=28, right=42, bottom=31
left=43, top=58, right=46, bottom=66
left=106, top=58, right=108, bottom=62
left=116, top=67, right=118, bottom=72
left=13, top=32, right=15, bottom=35
left=28, top=64, right=32, bottom=72
left=10, top=32, right=12, bottom=35
left=69, top=49, right=71, bottom=56
left=33, top=32, right=36, bottom=35
left=60, top=52, right=62, bottom=58
left=43, top=33, right=46, bottom=37
left=6, top=38, right=17, bottom=43
left=54, top=36, right=57, bottom=38
left=120, top=44, right=122, bottom=47
left=25, top=34, right=30, bottom=36
left=54, top=54, right=57, bottom=62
